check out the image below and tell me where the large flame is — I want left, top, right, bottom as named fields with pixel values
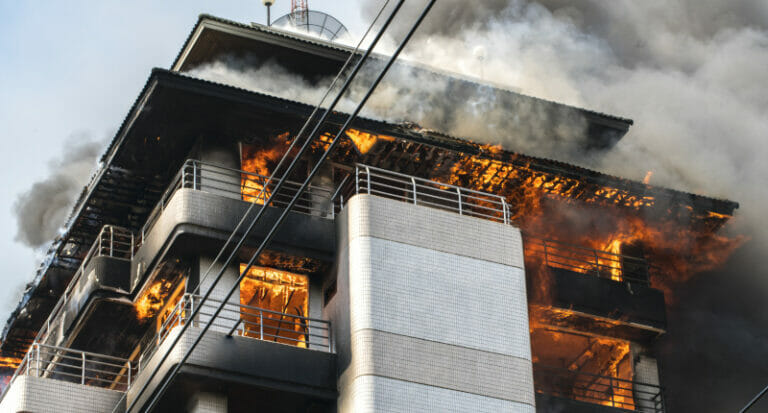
left=135, top=279, right=175, bottom=320
left=239, top=265, right=309, bottom=347
left=439, top=144, right=744, bottom=299
left=241, top=132, right=291, bottom=204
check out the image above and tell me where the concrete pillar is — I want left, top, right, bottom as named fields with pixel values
left=197, top=143, right=242, bottom=200
left=197, top=256, right=241, bottom=334
left=187, top=392, right=228, bottom=413
left=633, top=350, right=662, bottom=411
left=335, top=195, right=536, bottom=413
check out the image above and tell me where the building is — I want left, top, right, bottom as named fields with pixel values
left=0, top=13, right=738, bottom=413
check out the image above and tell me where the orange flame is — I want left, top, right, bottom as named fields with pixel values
left=135, top=279, right=174, bottom=320
left=0, top=356, right=20, bottom=370
left=344, top=129, right=394, bottom=155
left=241, top=133, right=291, bottom=204
left=642, top=171, right=653, bottom=184
left=239, top=265, right=309, bottom=347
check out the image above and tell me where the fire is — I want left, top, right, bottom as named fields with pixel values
left=344, top=129, right=394, bottom=155
left=0, top=357, right=20, bottom=370
left=135, top=279, right=175, bottom=320
left=642, top=171, right=653, bottom=184
left=241, top=132, right=291, bottom=204
left=438, top=143, right=744, bottom=299
left=239, top=265, right=309, bottom=347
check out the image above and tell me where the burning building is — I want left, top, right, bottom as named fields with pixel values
left=0, top=11, right=739, bottom=413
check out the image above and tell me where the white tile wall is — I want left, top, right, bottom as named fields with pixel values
left=0, top=375, right=125, bottom=413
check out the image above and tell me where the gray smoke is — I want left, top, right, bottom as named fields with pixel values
left=13, top=132, right=103, bottom=248
left=355, top=1, right=768, bottom=411
left=191, top=2, right=768, bottom=409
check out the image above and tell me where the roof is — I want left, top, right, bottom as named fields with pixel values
left=172, top=14, right=634, bottom=137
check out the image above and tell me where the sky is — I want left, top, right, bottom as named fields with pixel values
left=0, top=1, right=364, bottom=315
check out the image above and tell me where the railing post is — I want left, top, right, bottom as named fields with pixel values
left=192, top=160, right=198, bottom=190
left=81, top=352, right=86, bottom=384
left=594, top=249, right=601, bottom=278
left=35, top=344, right=40, bottom=377
left=127, top=361, right=132, bottom=388
left=355, top=166, right=360, bottom=194
left=109, top=226, right=114, bottom=257
left=501, top=199, right=509, bottom=224
left=365, top=166, right=371, bottom=195
left=609, top=376, right=614, bottom=407
left=259, top=311, right=264, bottom=341
left=543, top=240, right=550, bottom=267
left=411, top=177, right=417, bottom=204
left=456, top=187, right=462, bottom=215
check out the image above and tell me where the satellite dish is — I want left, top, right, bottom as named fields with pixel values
left=272, top=10, right=350, bottom=42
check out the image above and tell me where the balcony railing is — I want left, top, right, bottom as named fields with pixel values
left=336, top=164, right=511, bottom=224
left=524, top=237, right=651, bottom=285
left=534, top=364, right=665, bottom=413
left=133, top=293, right=332, bottom=379
left=34, top=225, right=135, bottom=347
left=1, top=342, right=134, bottom=399
left=136, top=159, right=336, bottom=249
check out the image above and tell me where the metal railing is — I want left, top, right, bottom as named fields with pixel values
left=534, top=364, right=665, bottom=412
left=3, top=342, right=134, bottom=395
left=133, top=293, right=332, bottom=378
left=336, top=164, right=511, bottom=224
left=136, top=159, right=336, bottom=249
left=34, top=226, right=135, bottom=347
left=524, top=237, right=651, bottom=285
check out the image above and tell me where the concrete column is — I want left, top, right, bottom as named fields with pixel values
left=633, top=350, right=662, bottom=410
left=187, top=392, right=228, bottom=413
left=197, top=144, right=242, bottom=200
left=335, top=195, right=536, bottom=413
left=197, top=256, right=241, bottom=334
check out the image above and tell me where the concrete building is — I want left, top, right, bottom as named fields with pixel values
left=0, top=13, right=738, bottom=413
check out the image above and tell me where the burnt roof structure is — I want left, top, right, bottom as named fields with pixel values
left=0, top=14, right=738, bottom=360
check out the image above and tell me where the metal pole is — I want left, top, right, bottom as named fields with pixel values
left=740, top=384, right=768, bottom=413
left=137, top=4, right=433, bottom=411
left=411, top=177, right=417, bottom=204
left=457, top=187, right=462, bottom=215
left=260, top=311, right=264, bottom=340
left=81, top=352, right=86, bottom=384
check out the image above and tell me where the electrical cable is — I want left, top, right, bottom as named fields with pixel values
left=140, top=1, right=434, bottom=411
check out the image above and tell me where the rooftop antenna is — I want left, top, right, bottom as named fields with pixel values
left=291, top=0, right=309, bottom=28
left=262, top=0, right=275, bottom=26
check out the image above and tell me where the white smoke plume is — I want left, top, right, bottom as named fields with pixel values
left=13, top=132, right=103, bottom=248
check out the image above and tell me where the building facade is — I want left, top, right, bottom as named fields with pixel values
left=0, top=14, right=737, bottom=413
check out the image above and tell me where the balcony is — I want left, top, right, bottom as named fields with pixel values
left=335, top=164, right=512, bottom=225
left=126, top=293, right=335, bottom=409
left=524, top=236, right=667, bottom=337
left=0, top=343, right=131, bottom=412
left=534, top=364, right=665, bottom=413
left=35, top=225, right=135, bottom=349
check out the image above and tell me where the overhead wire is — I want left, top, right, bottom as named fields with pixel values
left=139, top=1, right=435, bottom=411
left=116, top=1, right=408, bottom=412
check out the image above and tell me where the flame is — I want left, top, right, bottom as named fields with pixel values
left=642, top=171, right=653, bottom=184
left=135, top=279, right=175, bottom=320
left=0, top=356, right=20, bottom=370
left=240, top=132, right=291, bottom=204
left=438, top=143, right=744, bottom=301
left=239, top=265, right=309, bottom=347
left=344, top=129, right=394, bottom=155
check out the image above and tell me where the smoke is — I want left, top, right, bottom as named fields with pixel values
left=187, top=54, right=591, bottom=159
left=13, top=132, right=103, bottom=249
left=353, top=1, right=768, bottom=411
left=188, top=2, right=768, bottom=409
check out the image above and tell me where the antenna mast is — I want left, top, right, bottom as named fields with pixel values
left=291, top=0, right=309, bottom=25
